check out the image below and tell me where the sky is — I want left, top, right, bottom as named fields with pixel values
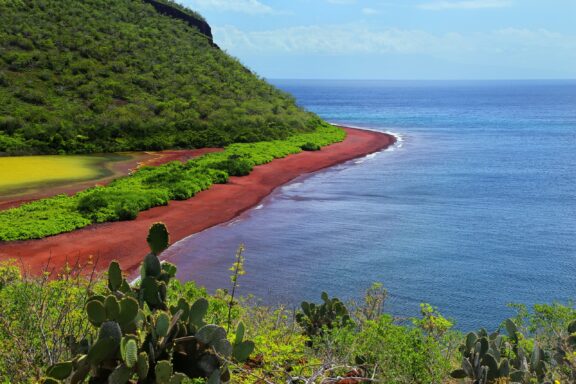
left=177, top=0, right=576, bottom=79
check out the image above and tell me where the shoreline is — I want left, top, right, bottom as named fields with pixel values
left=0, top=127, right=396, bottom=275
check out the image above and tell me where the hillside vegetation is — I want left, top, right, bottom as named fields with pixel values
left=0, top=0, right=321, bottom=154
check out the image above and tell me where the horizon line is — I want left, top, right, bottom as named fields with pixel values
left=267, top=78, right=576, bottom=82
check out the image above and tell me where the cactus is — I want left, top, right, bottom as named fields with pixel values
left=452, top=320, right=553, bottom=384
left=41, top=378, right=60, bottom=384
left=108, top=364, right=132, bottom=384
left=156, top=312, right=170, bottom=338
left=232, top=322, right=255, bottom=362
left=121, top=337, right=138, bottom=368
left=147, top=222, right=169, bottom=255
left=450, top=330, right=510, bottom=383
left=155, top=360, right=173, bottom=383
left=296, top=292, right=351, bottom=344
left=117, top=297, right=139, bottom=328
left=45, top=361, right=72, bottom=380
left=189, top=297, right=208, bottom=330
left=137, top=352, right=149, bottom=379
left=108, top=261, right=123, bottom=291
left=43, top=223, right=254, bottom=384
left=105, top=295, right=121, bottom=320
left=143, top=252, right=162, bottom=278
left=503, top=318, right=550, bottom=383
left=98, top=321, right=122, bottom=345
left=86, top=299, right=106, bottom=327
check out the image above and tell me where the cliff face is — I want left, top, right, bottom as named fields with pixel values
left=142, top=0, right=213, bottom=41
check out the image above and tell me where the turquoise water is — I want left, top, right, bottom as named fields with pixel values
left=165, top=80, right=576, bottom=330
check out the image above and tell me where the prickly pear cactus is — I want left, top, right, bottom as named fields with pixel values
left=451, top=319, right=552, bottom=384
left=42, top=223, right=254, bottom=384
left=296, top=292, right=351, bottom=343
left=147, top=222, right=170, bottom=255
left=450, top=330, right=509, bottom=384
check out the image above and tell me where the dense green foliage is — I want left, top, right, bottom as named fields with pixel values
left=0, top=0, right=321, bottom=154
left=0, top=125, right=345, bottom=241
left=2, top=224, right=576, bottom=383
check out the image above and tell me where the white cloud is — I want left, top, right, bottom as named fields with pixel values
left=213, top=23, right=576, bottom=57
left=362, top=7, right=380, bottom=15
left=325, top=0, right=357, bottom=4
left=215, top=24, right=466, bottom=54
left=183, top=0, right=275, bottom=14
left=418, top=0, right=512, bottom=10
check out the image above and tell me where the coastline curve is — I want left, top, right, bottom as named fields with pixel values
left=0, top=127, right=396, bottom=275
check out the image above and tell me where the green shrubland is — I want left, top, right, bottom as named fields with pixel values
left=0, top=0, right=321, bottom=154
left=0, top=124, right=345, bottom=241
left=2, top=223, right=576, bottom=383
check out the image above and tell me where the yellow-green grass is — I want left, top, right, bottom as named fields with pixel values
left=0, top=154, right=128, bottom=197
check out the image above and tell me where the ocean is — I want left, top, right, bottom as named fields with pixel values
left=164, top=80, right=576, bottom=330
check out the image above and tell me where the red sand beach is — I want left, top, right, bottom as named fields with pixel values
left=0, top=127, right=395, bottom=274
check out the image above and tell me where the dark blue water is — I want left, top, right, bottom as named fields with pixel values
left=165, top=80, right=576, bottom=330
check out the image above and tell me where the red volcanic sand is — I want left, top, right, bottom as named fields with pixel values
left=0, top=128, right=395, bottom=275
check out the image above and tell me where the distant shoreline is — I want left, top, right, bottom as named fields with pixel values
left=0, top=127, right=396, bottom=275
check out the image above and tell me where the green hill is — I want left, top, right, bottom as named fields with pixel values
left=0, top=0, right=322, bottom=155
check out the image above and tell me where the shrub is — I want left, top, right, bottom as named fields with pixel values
left=210, top=156, right=254, bottom=177
left=0, top=260, right=97, bottom=382
left=115, top=202, right=139, bottom=221
left=300, top=142, right=321, bottom=151
left=77, top=190, right=109, bottom=214
left=352, top=315, right=451, bottom=383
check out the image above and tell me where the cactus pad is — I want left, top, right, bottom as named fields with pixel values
left=147, top=222, right=169, bottom=255
left=98, top=321, right=122, bottom=346
left=156, top=312, right=170, bottom=337
left=196, top=324, right=226, bottom=346
left=233, top=340, right=255, bottom=362
left=46, top=361, right=73, bottom=380
left=189, top=298, right=208, bottom=328
left=155, top=360, right=173, bottom=383
left=108, top=261, right=123, bottom=291
left=118, top=297, right=139, bottom=327
left=143, top=252, right=162, bottom=278
left=86, top=300, right=106, bottom=327
left=136, top=352, right=149, bottom=379
left=108, top=364, right=132, bottom=384
left=105, top=295, right=120, bottom=320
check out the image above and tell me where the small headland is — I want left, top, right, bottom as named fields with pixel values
left=0, top=127, right=395, bottom=275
